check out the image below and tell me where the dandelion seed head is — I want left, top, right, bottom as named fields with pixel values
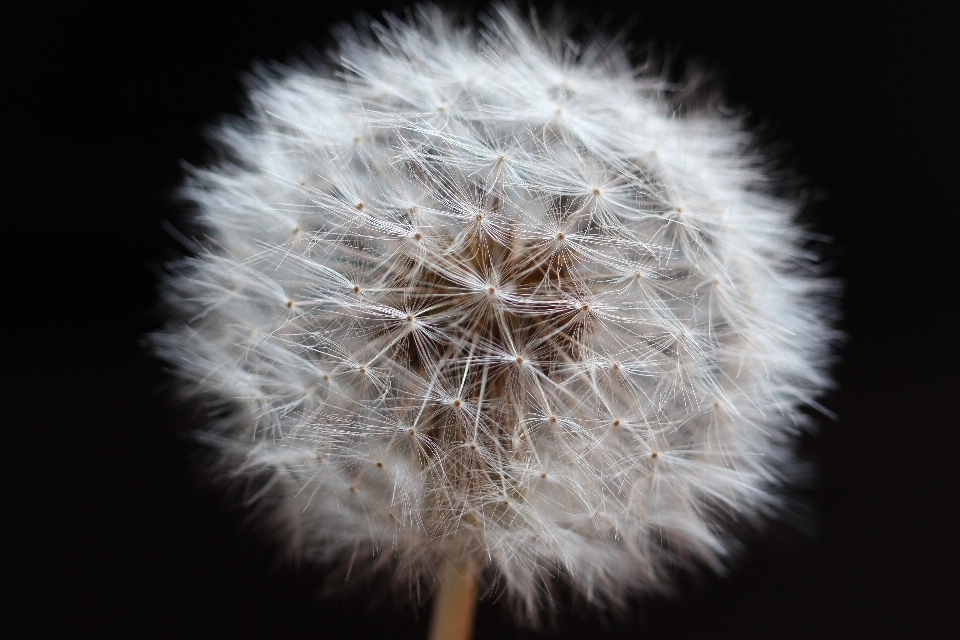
left=153, top=3, right=838, bottom=625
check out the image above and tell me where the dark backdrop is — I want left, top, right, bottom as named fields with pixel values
left=6, top=1, right=957, bottom=638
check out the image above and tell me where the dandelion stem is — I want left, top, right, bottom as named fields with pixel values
left=428, top=559, right=478, bottom=640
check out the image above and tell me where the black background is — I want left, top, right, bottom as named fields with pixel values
left=6, top=1, right=958, bottom=638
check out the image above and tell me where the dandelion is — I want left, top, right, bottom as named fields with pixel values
left=153, top=4, right=838, bottom=636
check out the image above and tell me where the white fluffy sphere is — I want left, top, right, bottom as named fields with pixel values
left=154, top=4, right=837, bottom=623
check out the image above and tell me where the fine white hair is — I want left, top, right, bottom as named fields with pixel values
left=154, top=3, right=838, bottom=625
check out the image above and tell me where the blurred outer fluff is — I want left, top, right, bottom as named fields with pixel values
left=154, top=4, right=838, bottom=624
